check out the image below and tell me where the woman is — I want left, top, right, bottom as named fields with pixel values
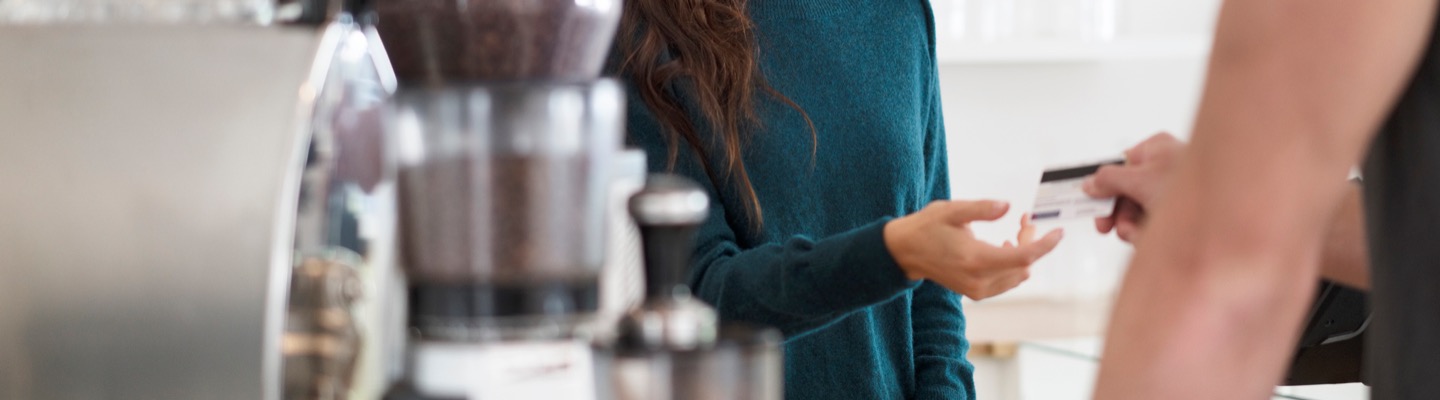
left=613, top=1, right=1065, bottom=398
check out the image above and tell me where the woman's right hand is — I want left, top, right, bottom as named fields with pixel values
left=884, top=200, right=1064, bottom=300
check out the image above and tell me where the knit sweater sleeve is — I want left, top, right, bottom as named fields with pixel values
left=911, top=26, right=977, bottom=398
left=625, top=99, right=919, bottom=339
left=688, top=202, right=918, bottom=338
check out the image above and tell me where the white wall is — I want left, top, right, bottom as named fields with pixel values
left=932, top=0, right=1220, bottom=301
left=939, top=59, right=1207, bottom=300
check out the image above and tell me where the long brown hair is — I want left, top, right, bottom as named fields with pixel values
left=616, top=0, right=813, bottom=227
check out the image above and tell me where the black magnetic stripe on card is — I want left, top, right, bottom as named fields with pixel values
left=1040, top=159, right=1125, bottom=182
left=1032, top=211, right=1062, bottom=220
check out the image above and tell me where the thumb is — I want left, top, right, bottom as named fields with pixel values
left=1126, top=132, right=1182, bottom=164
left=939, top=200, right=1010, bottom=226
left=1082, top=165, right=1148, bottom=201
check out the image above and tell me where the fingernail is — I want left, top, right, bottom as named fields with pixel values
left=1082, top=177, right=1095, bottom=192
left=994, top=201, right=1009, bottom=212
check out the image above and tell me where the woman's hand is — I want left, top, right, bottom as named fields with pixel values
left=884, top=201, right=1064, bottom=300
left=1082, top=132, right=1186, bottom=242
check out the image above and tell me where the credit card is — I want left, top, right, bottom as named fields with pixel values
left=1032, top=158, right=1125, bottom=222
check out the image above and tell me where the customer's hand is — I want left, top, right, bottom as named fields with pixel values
left=1082, top=132, right=1186, bottom=242
left=884, top=201, right=1063, bottom=300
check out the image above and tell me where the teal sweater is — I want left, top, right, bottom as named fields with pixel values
left=621, top=1, right=973, bottom=399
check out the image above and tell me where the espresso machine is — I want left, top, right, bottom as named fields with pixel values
left=0, top=1, right=330, bottom=400
left=0, top=0, right=782, bottom=397
left=0, top=0, right=399, bottom=399
left=370, top=1, right=624, bottom=397
left=369, top=0, right=783, bottom=399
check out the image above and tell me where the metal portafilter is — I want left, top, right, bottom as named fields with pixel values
left=596, top=175, right=783, bottom=400
left=619, top=174, right=718, bottom=350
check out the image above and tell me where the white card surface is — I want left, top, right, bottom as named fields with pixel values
left=1032, top=159, right=1124, bottom=222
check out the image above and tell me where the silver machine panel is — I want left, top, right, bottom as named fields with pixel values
left=0, top=25, right=323, bottom=400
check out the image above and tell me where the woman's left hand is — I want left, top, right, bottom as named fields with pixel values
left=885, top=201, right=1064, bottom=300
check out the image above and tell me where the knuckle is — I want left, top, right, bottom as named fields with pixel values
left=958, top=253, right=976, bottom=266
left=952, top=247, right=975, bottom=265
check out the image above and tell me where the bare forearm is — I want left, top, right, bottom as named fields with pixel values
left=1320, top=186, right=1371, bottom=290
left=1094, top=0, right=1433, bottom=398
left=1094, top=152, right=1344, bottom=399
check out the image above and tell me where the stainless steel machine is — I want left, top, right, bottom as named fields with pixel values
left=283, top=1, right=399, bottom=398
left=0, top=3, right=321, bottom=400
left=0, top=1, right=393, bottom=399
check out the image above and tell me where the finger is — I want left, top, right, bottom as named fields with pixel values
left=1003, top=240, right=1015, bottom=248
left=1151, top=132, right=1183, bottom=150
left=1017, top=213, right=1036, bottom=246
left=1115, top=205, right=1146, bottom=240
left=975, top=229, right=1064, bottom=268
left=1106, top=204, right=1140, bottom=243
left=1095, top=216, right=1116, bottom=234
left=1117, top=220, right=1139, bottom=242
left=1120, top=198, right=1145, bottom=217
left=1114, top=199, right=1144, bottom=235
left=985, top=271, right=1031, bottom=299
left=932, top=276, right=985, bottom=301
left=1128, top=132, right=1183, bottom=163
left=1095, top=199, right=1124, bottom=234
left=940, top=200, right=1010, bottom=226
left=1124, top=145, right=1146, bottom=165
left=1113, top=199, right=1146, bottom=227
left=1083, top=165, right=1146, bottom=200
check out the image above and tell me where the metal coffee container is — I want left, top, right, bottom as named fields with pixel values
left=392, top=80, right=624, bottom=340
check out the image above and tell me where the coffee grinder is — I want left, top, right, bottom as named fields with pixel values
left=370, top=0, right=783, bottom=398
left=371, top=0, right=624, bottom=398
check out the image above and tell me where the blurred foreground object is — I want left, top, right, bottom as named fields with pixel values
left=0, top=1, right=354, bottom=399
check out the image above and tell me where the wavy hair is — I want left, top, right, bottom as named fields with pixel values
left=615, top=0, right=814, bottom=227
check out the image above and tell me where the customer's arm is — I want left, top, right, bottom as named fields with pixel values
left=1093, top=0, right=1433, bottom=398
left=1320, top=185, right=1370, bottom=289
